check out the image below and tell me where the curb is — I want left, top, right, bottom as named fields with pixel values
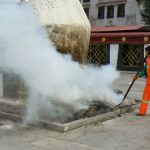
left=0, top=100, right=139, bottom=132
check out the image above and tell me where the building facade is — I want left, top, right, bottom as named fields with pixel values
left=80, top=0, right=144, bottom=27
left=80, top=0, right=150, bottom=72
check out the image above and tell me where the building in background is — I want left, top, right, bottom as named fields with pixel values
left=80, top=0, right=150, bottom=72
left=80, top=0, right=143, bottom=27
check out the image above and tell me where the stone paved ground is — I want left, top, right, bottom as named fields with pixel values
left=0, top=72, right=150, bottom=150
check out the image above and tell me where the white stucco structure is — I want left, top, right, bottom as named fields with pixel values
left=29, top=0, right=91, bottom=62
left=30, top=0, right=90, bottom=26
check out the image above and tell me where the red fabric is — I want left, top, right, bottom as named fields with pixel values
left=138, top=84, right=150, bottom=115
left=142, top=84, right=150, bottom=100
left=146, top=57, right=150, bottom=84
left=139, top=103, right=148, bottom=115
left=138, top=57, right=150, bottom=115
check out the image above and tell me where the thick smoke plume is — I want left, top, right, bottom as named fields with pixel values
left=0, top=1, right=123, bottom=123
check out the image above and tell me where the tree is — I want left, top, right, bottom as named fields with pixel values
left=140, top=0, right=150, bottom=25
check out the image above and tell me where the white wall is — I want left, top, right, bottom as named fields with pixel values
left=110, top=44, right=119, bottom=68
left=0, top=73, right=3, bottom=97
left=81, top=0, right=144, bottom=27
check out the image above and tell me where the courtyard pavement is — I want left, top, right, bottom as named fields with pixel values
left=0, top=72, right=150, bottom=150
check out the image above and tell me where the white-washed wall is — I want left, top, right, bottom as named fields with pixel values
left=0, top=73, right=3, bottom=97
left=29, top=0, right=91, bottom=63
left=81, top=0, right=144, bottom=27
left=110, top=44, right=119, bottom=68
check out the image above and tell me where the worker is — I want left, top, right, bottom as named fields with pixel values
left=134, top=46, right=150, bottom=116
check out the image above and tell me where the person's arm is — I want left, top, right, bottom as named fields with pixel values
left=133, top=65, right=146, bottom=81
left=139, top=65, right=146, bottom=78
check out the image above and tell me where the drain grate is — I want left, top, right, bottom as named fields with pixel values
left=69, top=102, right=112, bottom=122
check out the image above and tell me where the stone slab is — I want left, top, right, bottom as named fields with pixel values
left=0, top=98, right=25, bottom=115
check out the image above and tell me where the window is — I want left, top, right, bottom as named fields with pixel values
left=117, top=44, right=144, bottom=71
left=117, top=4, right=125, bottom=17
left=98, top=6, right=105, bottom=19
left=87, top=44, right=110, bottom=66
left=83, top=0, right=90, bottom=2
left=84, top=8, right=89, bottom=18
left=107, top=5, right=114, bottom=18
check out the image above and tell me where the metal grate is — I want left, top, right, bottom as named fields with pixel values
left=117, top=44, right=144, bottom=71
left=87, top=44, right=109, bottom=66
left=122, top=45, right=141, bottom=67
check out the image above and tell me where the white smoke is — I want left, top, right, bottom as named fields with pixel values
left=0, top=1, right=123, bottom=123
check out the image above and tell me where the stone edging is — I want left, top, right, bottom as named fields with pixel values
left=0, top=103, right=138, bottom=132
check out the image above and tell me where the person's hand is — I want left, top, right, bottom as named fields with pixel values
left=133, top=75, right=139, bottom=81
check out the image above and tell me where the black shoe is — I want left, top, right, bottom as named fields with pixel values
left=136, top=113, right=145, bottom=116
left=134, top=99, right=142, bottom=102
